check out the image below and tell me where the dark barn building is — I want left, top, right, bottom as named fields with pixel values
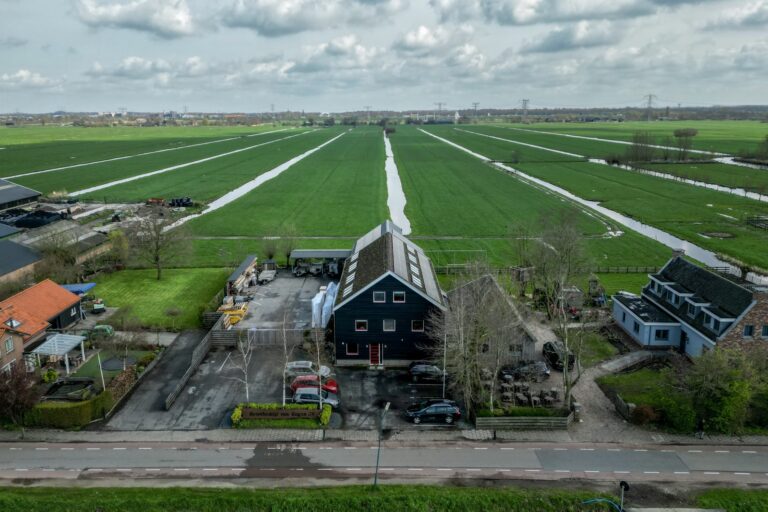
left=0, top=179, right=41, bottom=211
left=333, top=222, right=446, bottom=367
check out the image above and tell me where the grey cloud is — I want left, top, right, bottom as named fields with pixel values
left=220, top=0, right=406, bottom=37
left=75, top=0, right=195, bottom=39
left=0, top=36, right=27, bottom=48
left=704, top=0, right=768, bottom=29
left=521, top=21, right=622, bottom=53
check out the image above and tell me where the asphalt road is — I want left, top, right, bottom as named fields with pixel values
left=1, top=441, right=767, bottom=484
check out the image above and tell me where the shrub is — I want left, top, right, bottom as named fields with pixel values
left=42, top=368, right=59, bottom=384
left=231, top=403, right=326, bottom=429
left=320, top=404, right=332, bottom=426
left=138, top=353, right=156, bottom=367
left=24, top=391, right=114, bottom=429
left=631, top=404, right=659, bottom=425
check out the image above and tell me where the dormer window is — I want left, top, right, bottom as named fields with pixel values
left=4, top=318, right=21, bottom=329
left=687, top=304, right=697, bottom=317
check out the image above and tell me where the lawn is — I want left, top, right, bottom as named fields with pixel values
left=577, top=332, right=619, bottom=368
left=594, top=273, right=652, bottom=296
left=0, top=124, right=284, bottom=176
left=641, top=162, right=768, bottom=194
left=505, top=120, right=768, bottom=155
left=597, top=367, right=666, bottom=406
left=93, top=268, right=229, bottom=329
left=11, top=129, right=310, bottom=197
left=0, top=485, right=618, bottom=512
left=73, top=349, right=154, bottom=390
left=187, top=126, right=388, bottom=237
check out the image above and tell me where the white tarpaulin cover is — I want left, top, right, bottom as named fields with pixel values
left=321, top=282, right=338, bottom=328
left=311, top=291, right=325, bottom=328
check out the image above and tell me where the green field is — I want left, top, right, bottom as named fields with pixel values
left=503, top=120, right=768, bottom=155
left=424, top=127, right=768, bottom=270
left=0, top=124, right=284, bottom=175
left=93, top=268, right=228, bottom=329
left=187, top=126, right=388, bottom=237
left=641, top=162, right=768, bottom=194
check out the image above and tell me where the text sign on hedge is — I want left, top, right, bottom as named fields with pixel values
left=241, top=408, right=320, bottom=420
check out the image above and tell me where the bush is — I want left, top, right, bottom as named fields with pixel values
left=320, top=404, right=332, bottom=426
left=24, top=391, right=114, bottom=429
left=231, top=403, right=327, bottom=429
left=42, top=368, right=59, bottom=384
left=631, top=404, right=659, bottom=425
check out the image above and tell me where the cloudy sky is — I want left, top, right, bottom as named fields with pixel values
left=1, top=0, right=767, bottom=113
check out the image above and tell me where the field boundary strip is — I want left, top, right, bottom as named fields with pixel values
left=456, top=128, right=768, bottom=204
left=68, top=130, right=314, bottom=196
left=167, top=130, right=350, bottom=230
left=3, top=128, right=291, bottom=179
left=502, top=126, right=727, bottom=156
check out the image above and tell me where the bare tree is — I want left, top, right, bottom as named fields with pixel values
left=127, top=206, right=190, bottom=280
left=34, top=231, right=82, bottom=283
left=164, top=306, right=182, bottom=331
left=281, top=312, right=296, bottom=406
left=625, top=131, right=656, bottom=162
left=281, top=223, right=298, bottom=268
left=101, top=324, right=145, bottom=371
left=229, top=330, right=255, bottom=402
left=673, top=128, right=699, bottom=161
left=0, top=364, right=38, bottom=430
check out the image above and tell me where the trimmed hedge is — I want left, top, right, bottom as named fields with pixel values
left=231, top=403, right=332, bottom=429
left=24, top=391, right=114, bottom=429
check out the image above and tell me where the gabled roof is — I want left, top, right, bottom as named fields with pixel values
left=334, top=221, right=445, bottom=310
left=657, top=257, right=753, bottom=318
left=0, top=279, right=81, bottom=322
left=0, top=240, right=40, bottom=277
left=0, top=304, right=49, bottom=341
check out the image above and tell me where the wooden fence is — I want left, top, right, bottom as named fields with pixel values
left=475, top=411, right=574, bottom=430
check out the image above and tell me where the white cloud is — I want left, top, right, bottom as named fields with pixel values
left=705, top=0, right=768, bottom=29
left=289, top=35, right=382, bottom=74
left=521, top=20, right=622, bottom=53
left=75, top=0, right=195, bottom=38
left=220, top=0, right=406, bottom=36
left=0, top=69, right=59, bottom=89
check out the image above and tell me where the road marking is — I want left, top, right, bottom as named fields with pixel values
left=643, top=471, right=660, bottom=474
left=9, top=448, right=21, bottom=451
left=704, top=472, right=720, bottom=475
left=116, top=469, right=132, bottom=472
left=674, top=471, right=690, bottom=475
left=241, top=447, right=254, bottom=451
left=474, top=447, right=488, bottom=450
left=113, top=447, right=126, bottom=450
left=42, top=469, right=54, bottom=472
left=89, top=469, right=103, bottom=472
left=580, top=448, right=595, bottom=451
left=202, top=468, right=218, bottom=471
left=614, top=471, right=630, bottom=474
left=318, top=468, right=333, bottom=471
left=524, top=469, right=541, bottom=472
left=138, top=447, right=152, bottom=450
left=380, top=468, right=394, bottom=471
left=145, top=468, right=160, bottom=472
left=743, top=450, right=757, bottom=454
left=408, top=468, right=423, bottom=471
left=735, top=472, right=751, bottom=476
left=688, top=450, right=702, bottom=453
left=319, top=447, right=333, bottom=450
left=295, top=446, right=307, bottom=450
left=230, top=468, right=241, bottom=472
left=608, top=448, right=621, bottom=452
left=553, top=448, right=568, bottom=451
left=173, top=468, right=189, bottom=472
left=14, top=468, right=28, bottom=471
left=500, top=447, right=515, bottom=451
left=634, top=449, right=648, bottom=452
left=291, top=468, right=304, bottom=471
left=35, top=447, right=48, bottom=450
left=585, top=470, right=600, bottom=474
left=661, top=449, right=674, bottom=452
left=60, top=447, right=74, bottom=451
left=437, top=468, right=453, bottom=471
left=346, top=468, right=362, bottom=471
left=86, top=447, right=100, bottom=451
left=498, top=469, right=510, bottom=472
left=715, top=450, right=729, bottom=453
left=343, top=447, right=357, bottom=450
left=554, top=470, right=570, bottom=473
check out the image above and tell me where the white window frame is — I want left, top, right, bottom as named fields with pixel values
left=345, top=342, right=359, bottom=355
left=411, top=320, right=425, bottom=332
left=372, top=291, right=386, bottom=303
left=655, top=329, right=670, bottom=341
left=383, top=319, right=396, bottom=332
left=4, top=337, right=13, bottom=354
left=392, top=291, right=406, bottom=303
left=355, top=320, right=368, bottom=332
left=743, top=325, right=755, bottom=338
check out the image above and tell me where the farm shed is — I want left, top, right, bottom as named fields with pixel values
left=0, top=179, right=41, bottom=211
left=226, top=255, right=258, bottom=295
left=0, top=239, right=41, bottom=284
left=0, top=222, right=20, bottom=239
left=333, top=221, right=446, bottom=368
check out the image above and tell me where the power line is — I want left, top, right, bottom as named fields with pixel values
left=643, top=93, right=657, bottom=122
left=521, top=99, right=529, bottom=123
left=472, top=102, right=479, bottom=120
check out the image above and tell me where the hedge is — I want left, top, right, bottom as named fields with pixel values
left=231, top=403, right=332, bottom=429
left=24, top=391, right=114, bottom=429
left=476, top=406, right=570, bottom=418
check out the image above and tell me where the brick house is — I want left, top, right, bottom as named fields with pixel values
left=613, top=256, right=767, bottom=357
left=0, top=305, right=48, bottom=373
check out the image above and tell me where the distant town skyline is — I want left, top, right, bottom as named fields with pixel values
left=1, top=0, right=767, bottom=113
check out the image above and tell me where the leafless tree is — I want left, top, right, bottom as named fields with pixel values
left=127, top=206, right=190, bottom=280
left=34, top=231, right=82, bottom=283
left=164, top=306, right=182, bottom=331
left=660, top=136, right=675, bottom=161
left=626, top=131, right=656, bottom=162
left=107, top=229, right=130, bottom=268
left=281, top=223, right=298, bottom=268
left=426, top=268, right=525, bottom=416
left=673, top=128, right=699, bottom=161
left=0, top=364, right=38, bottom=431
left=263, top=239, right=278, bottom=263
left=281, top=312, right=296, bottom=407
left=101, top=325, right=145, bottom=371
left=229, top=330, right=255, bottom=402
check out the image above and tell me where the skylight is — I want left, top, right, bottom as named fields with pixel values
left=4, top=318, right=21, bottom=329
left=410, top=263, right=420, bottom=275
left=344, top=285, right=354, bottom=296
left=412, top=276, right=423, bottom=287
left=348, top=261, right=357, bottom=272
left=346, top=273, right=355, bottom=284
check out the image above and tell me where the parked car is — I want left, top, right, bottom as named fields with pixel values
left=405, top=400, right=461, bottom=425
left=409, top=364, right=445, bottom=383
left=499, top=361, right=551, bottom=382
left=285, top=361, right=331, bottom=379
left=290, top=375, right=339, bottom=394
left=292, top=387, right=340, bottom=409
left=542, top=341, right=575, bottom=371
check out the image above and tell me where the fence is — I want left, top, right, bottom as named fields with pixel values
left=475, top=411, right=574, bottom=430
left=163, top=315, right=224, bottom=410
left=211, top=328, right=307, bottom=348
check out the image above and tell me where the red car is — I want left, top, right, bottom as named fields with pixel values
left=290, top=375, right=339, bottom=394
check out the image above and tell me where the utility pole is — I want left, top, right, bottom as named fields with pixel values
left=644, top=93, right=657, bottom=122
left=521, top=99, right=529, bottom=124
left=472, top=102, right=479, bottom=122
left=364, top=105, right=371, bottom=125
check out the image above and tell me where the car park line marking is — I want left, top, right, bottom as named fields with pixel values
left=218, top=353, right=232, bottom=372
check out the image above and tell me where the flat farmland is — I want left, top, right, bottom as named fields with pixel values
left=75, top=129, right=341, bottom=203
left=389, top=125, right=605, bottom=237
left=640, top=162, right=768, bottom=194
left=10, top=129, right=311, bottom=196
left=503, top=120, right=767, bottom=155
left=186, top=126, right=388, bottom=237
left=424, top=125, right=583, bottom=162
left=0, top=124, right=281, bottom=175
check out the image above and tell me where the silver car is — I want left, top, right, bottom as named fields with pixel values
left=292, top=387, right=340, bottom=409
left=284, top=360, right=331, bottom=379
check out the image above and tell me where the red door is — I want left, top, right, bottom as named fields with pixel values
left=369, top=344, right=381, bottom=366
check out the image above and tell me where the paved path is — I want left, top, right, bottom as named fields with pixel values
left=0, top=441, right=765, bottom=485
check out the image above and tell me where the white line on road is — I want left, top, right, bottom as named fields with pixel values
left=634, top=449, right=648, bottom=452
left=138, top=447, right=152, bottom=450
left=735, top=472, right=751, bottom=476
left=704, top=472, right=721, bottom=475
left=437, top=468, right=453, bottom=471
left=674, top=471, right=690, bottom=475
left=500, top=447, right=515, bottom=451
left=579, top=448, right=595, bottom=451
left=145, top=468, right=160, bottom=472
left=524, top=469, right=541, bottom=473
left=60, top=447, right=74, bottom=451
left=14, top=468, right=28, bottom=471
left=113, top=447, right=126, bottom=450
left=408, top=468, right=424, bottom=471
left=116, top=469, right=132, bottom=472
left=202, top=468, right=218, bottom=471
left=585, top=471, right=600, bottom=474
left=614, top=471, right=630, bottom=474
left=380, top=468, right=394, bottom=471
left=86, top=447, right=100, bottom=451
left=643, top=471, right=660, bottom=474
left=715, top=450, right=730, bottom=453
left=608, top=448, right=621, bottom=452
left=4, top=129, right=290, bottom=180
left=346, top=468, right=362, bottom=471
left=554, top=448, right=568, bottom=451
left=743, top=450, right=757, bottom=454
left=9, top=448, right=21, bottom=451
left=218, top=352, right=232, bottom=373
left=465, top=469, right=481, bottom=472
left=174, top=468, right=190, bottom=471
left=688, top=450, right=703, bottom=453
left=474, top=447, right=488, bottom=450
left=554, top=470, right=571, bottom=473
left=35, top=447, right=48, bottom=450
